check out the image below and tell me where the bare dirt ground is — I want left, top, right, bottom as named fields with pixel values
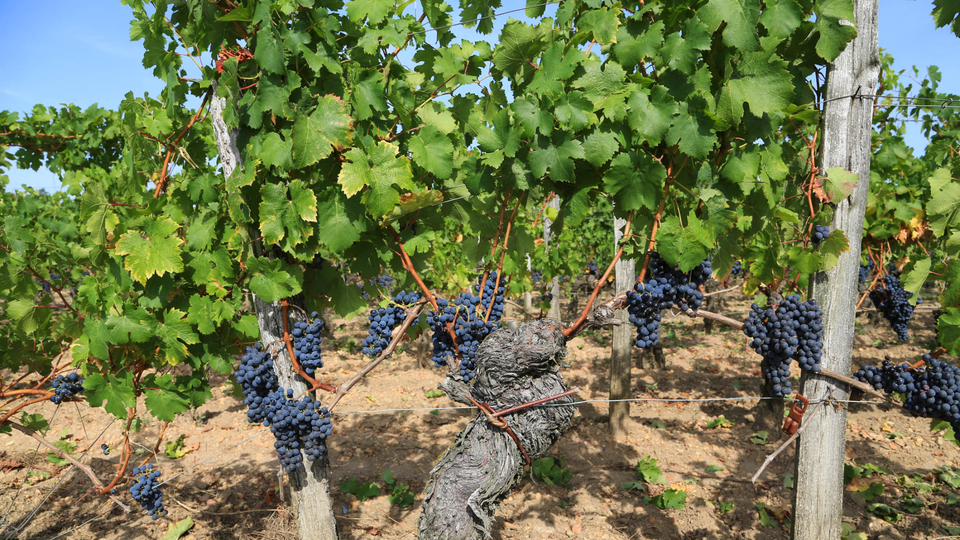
left=0, top=287, right=958, bottom=540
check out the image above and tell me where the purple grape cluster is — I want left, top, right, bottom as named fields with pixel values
left=731, top=260, right=742, bottom=277
left=130, top=464, right=167, bottom=520
left=743, top=295, right=823, bottom=398
left=426, top=272, right=506, bottom=381
left=854, top=354, right=960, bottom=433
left=292, top=312, right=324, bottom=375
left=50, top=372, right=84, bottom=405
left=859, top=260, right=874, bottom=283
left=626, top=253, right=713, bottom=349
left=869, top=274, right=920, bottom=341
left=361, top=291, right=421, bottom=356
left=233, top=343, right=333, bottom=473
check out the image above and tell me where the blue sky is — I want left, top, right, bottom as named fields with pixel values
left=0, top=0, right=957, bottom=192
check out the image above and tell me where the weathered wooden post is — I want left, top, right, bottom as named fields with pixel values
left=792, top=0, right=879, bottom=536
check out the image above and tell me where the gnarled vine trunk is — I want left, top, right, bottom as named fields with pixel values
left=418, top=320, right=576, bottom=539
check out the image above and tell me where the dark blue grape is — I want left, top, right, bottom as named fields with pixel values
left=743, top=294, right=823, bottom=398
left=859, top=260, right=875, bottom=283
left=101, top=443, right=110, bottom=456
left=129, top=464, right=167, bottom=520
left=233, top=342, right=333, bottom=473
left=869, top=274, right=918, bottom=341
left=50, top=372, right=84, bottom=405
left=730, top=260, right=742, bottom=277
left=811, top=225, right=830, bottom=245
left=427, top=272, right=506, bottom=381
left=361, top=292, right=421, bottom=357
left=854, top=355, right=960, bottom=435
left=292, top=312, right=324, bottom=375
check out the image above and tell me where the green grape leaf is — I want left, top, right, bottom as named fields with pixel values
left=408, top=126, right=454, bottom=179
left=529, top=136, right=584, bottom=183
left=79, top=183, right=119, bottom=247
left=154, top=309, right=200, bottom=365
left=144, top=375, right=191, bottom=422
left=349, top=66, right=388, bottom=121
left=492, top=20, right=546, bottom=84
left=699, top=0, right=761, bottom=51
left=338, top=141, right=415, bottom=217
left=720, top=52, right=794, bottom=125
left=816, top=167, right=859, bottom=203
left=527, top=42, right=582, bottom=99
left=254, top=26, right=284, bottom=74
left=656, top=214, right=713, bottom=271
left=258, top=132, right=294, bottom=170
left=627, top=88, right=678, bottom=146
left=932, top=0, right=960, bottom=36
left=613, top=19, right=665, bottom=70
left=927, top=168, right=960, bottom=237
left=6, top=299, right=50, bottom=335
left=106, top=309, right=154, bottom=344
left=259, top=180, right=318, bottom=248
left=666, top=101, right=717, bottom=159
left=577, top=7, right=621, bottom=44
left=315, top=193, right=361, bottom=253
left=938, top=307, right=960, bottom=356
left=814, top=0, right=859, bottom=61
left=759, top=0, right=803, bottom=39
left=115, top=216, right=184, bottom=284
left=247, top=257, right=302, bottom=302
left=581, top=130, right=620, bottom=167
left=187, top=295, right=235, bottom=335
left=901, top=256, right=931, bottom=304
left=818, top=230, right=849, bottom=271
left=83, top=372, right=137, bottom=418
left=291, top=96, right=353, bottom=168
left=660, top=17, right=712, bottom=75
left=554, top=92, right=597, bottom=132
left=347, top=0, right=394, bottom=24
left=603, top=151, right=666, bottom=213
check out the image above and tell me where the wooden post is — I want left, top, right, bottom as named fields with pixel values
left=791, top=0, right=879, bottom=537
left=610, top=214, right=635, bottom=437
left=210, top=84, right=340, bottom=540
left=545, top=197, right=562, bottom=322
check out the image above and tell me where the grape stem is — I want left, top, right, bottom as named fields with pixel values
left=485, top=195, right=525, bottom=323
left=479, top=189, right=514, bottom=311
left=466, top=394, right=531, bottom=466
left=6, top=420, right=131, bottom=512
left=328, top=304, right=425, bottom=411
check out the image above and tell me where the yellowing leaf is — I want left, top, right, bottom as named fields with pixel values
left=115, top=216, right=184, bottom=284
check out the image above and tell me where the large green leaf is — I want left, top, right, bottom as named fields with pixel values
left=259, top=180, right=318, bottom=248
left=698, top=0, right=761, bottom=51
left=290, top=96, right=353, bottom=168
left=408, top=126, right=454, bottom=179
left=115, top=216, right=184, bottom=284
left=338, top=141, right=415, bottom=217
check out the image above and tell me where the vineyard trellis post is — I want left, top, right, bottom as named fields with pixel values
left=545, top=196, right=561, bottom=321
left=209, top=84, right=339, bottom=540
left=610, top=214, right=635, bottom=437
left=792, top=0, right=880, bottom=537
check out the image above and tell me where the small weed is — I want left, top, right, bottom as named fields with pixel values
left=705, top=465, right=724, bottom=473
left=749, top=431, right=769, bottom=445
left=840, top=523, right=867, bottom=540
left=531, top=456, right=572, bottom=487
left=46, top=429, right=76, bottom=466
left=382, top=470, right=415, bottom=508
left=340, top=477, right=381, bottom=501
left=709, top=500, right=733, bottom=512
left=756, top=502, right=777, bottom=527
left=164, top=434, right=190, bottom=459
left=866, top=503, right=901, bottom=523
left=622, top=456, right=666, bottom=491
left=647, top=489, right=686, bottom=509
left=425, top=389, right=445, bottom=399
left=706, top=416, right=734, bottom=429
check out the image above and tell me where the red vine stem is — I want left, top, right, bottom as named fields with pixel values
left=154, top=90, right=212, bottom=197
left=637, top=174, right=673, bottom=283
left=485, top=195, right=524, bottom=323
left=492, top=388, right=580, bottom=418
left=563, top=211, right=634, bottom=337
